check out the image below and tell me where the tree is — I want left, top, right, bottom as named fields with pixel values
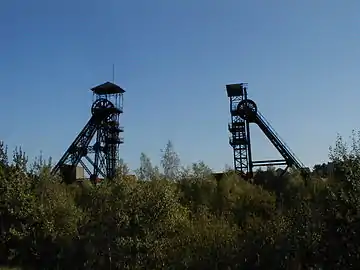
left=115, top=158, right=130, bottom=180
left=135, top=153, right=160, bottom=181
left=12, top=147, right=27, bottom=171
left=0, top=141, right=8, bottom=167
left=160, top=140, right=180, bottom=180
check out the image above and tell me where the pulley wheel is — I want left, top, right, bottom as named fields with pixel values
left=91, top=98, right=114, bottom=115
left=237, top=99, right=258, bottom=121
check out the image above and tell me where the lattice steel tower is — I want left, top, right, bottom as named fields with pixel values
left=226, top=83, right=305, bottom=179
left=227, top=83, right=253, bottom=178
left=52, top=82, right=125, bottom=184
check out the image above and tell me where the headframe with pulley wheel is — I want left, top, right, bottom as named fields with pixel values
left=226, top=83, right=308, bottom=182
left=51, top=82, right=125, bottom=184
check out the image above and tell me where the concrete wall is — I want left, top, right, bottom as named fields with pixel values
left=75, top=166, right=85, bottom=179
left=60, top=165, right=85, bottom=183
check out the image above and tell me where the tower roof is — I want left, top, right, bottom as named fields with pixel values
left=91, top=81, right=125, bottom=95
left=226, top=83, right=247, bottom=97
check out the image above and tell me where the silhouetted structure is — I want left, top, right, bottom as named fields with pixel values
left=226, top=83, right=305, bottom=180
left=52, top=82, right=125, bottom=184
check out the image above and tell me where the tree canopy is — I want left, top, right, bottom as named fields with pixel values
left=1, top=134, right=360, bottom=269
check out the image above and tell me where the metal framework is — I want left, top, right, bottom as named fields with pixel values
left=226, top=83, right=305, bottom=179
left=51, top=82, right=125, bottom=184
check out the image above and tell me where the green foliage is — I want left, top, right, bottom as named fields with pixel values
left=1, top=133, right=360, bottom=269
left=160, top=140, right=180, bottom=180
left=135, top=153, right=161, bottom=181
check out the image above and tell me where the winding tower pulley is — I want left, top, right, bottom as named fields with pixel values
left=51, top=82, right=125, bottom=184
left=226, top=83, right=306, bottom=179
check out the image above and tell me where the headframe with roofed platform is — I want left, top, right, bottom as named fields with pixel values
left=52, top=81, right=125, bottom=185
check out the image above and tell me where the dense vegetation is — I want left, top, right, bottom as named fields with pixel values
left=1, top=133, right=360, bottom=269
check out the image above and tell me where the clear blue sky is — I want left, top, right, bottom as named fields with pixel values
left=1, top=0, right=359, bottom=172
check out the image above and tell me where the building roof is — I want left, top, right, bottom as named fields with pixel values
left=226, top=83, right=247, bottom=97
left=91, top=81, right=125, bottom=95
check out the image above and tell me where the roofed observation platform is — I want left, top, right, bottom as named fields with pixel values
left=226, top=83, right=247, bottom=97
left=91, top=81, right=125, bottom=114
